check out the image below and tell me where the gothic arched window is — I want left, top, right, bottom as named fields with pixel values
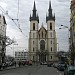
left=40, top=40, right=45, bottom=50
left=33, top=23, right=35, bottom=30
left=50, top=23, right=52, bottom=30
left=51, top=47, right=52, bottom=52
left=42, top=31, right=43, bottom=38
left=51, top=56, right=52, bottom=59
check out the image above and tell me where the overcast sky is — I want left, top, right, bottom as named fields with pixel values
left=0, top=0, right=70, bottom=56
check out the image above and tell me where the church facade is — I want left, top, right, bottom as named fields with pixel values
left=28, top=1, right=58, bottom=63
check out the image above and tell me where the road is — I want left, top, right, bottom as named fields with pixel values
left=0, top=65, right=64, bottom=75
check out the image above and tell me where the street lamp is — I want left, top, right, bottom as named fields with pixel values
left=59, top=25, right=69, bottom=49
left=59, top=25, right=69, bottom=39
left=59, top=25, right=72, bottom=64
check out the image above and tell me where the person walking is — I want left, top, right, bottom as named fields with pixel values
left=0, top=63, right=2, bottom=70
left=14, top=61, right=16, bottom=67
left=18, top=61, right=21, bottom=67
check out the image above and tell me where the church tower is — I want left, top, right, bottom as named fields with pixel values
left=46, top=1, right=57, bottom=61
left=29, top=1, right=39, bottom=61
left=29, top=1, right=58, bottom=63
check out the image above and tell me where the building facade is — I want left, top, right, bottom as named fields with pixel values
left=70, top=0, right=75, bottom=64
left=15, top=51, right=28, bottom=62
left=28, top=1, right=57, bottom=63
left=0, top=15, right=6, bottom=64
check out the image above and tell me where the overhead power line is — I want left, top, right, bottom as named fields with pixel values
left=0, top=4, right=25, bottom=36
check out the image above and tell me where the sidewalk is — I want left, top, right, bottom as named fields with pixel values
left=0, top=65, right=19, bottom=71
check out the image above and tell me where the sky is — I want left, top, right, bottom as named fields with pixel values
left=0, top=0, right=70, bottom=56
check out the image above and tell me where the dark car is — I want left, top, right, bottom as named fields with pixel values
left=47, top=62, right=53, bottom=67
left=57, top=63, right=66, bottom=71
left=64, top=65, right=75, bottom=75
left=53, top=63, right=58, bottom=68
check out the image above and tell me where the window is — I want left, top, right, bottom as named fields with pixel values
left=51, top=56, right=52, bottom=59
left=45, top=34, right=46, bottom=38
left=50, top=23, right=52, bottom=30
left=33, top=41, right=34, bottom=44
left=33, top=47, right=34, bottom=52
left=1, top=26, right=2, bottom=29
left=33, top=23, right=35, bottom=30
left=42, top=31, right=43, bottom=38
left=33, top=56, right=34, bottom=61
left=33, top=33, right=35, bottom=38
left=50, top=32, right=52, bottom=37
left=40, top=40, right=45, bottom=50
left=51, top=47, right=52, bottom=52
left=51, top=40, right=52, bottom=44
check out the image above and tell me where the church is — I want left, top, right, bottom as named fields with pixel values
left=28, top=1, right=58, bottom=63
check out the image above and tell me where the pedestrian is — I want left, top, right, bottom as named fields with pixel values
left=0, top=63, right=2, bottom=70
left=14, top=61, right=16, bottom=67
left=2, top=63, right=5, bottom=69
left=18, top=61, right=21, bottom=67
left=65, top=62, right=67, bottom=69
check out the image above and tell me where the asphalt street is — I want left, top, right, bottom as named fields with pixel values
left=0, top=65, right=64, bottom=75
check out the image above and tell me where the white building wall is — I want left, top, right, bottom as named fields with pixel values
left=15, top=51, right=28, bottom=61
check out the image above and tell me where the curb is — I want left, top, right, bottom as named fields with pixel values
left=0, top=66, right=19, bottom=71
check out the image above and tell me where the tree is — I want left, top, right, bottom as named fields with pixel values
left=0, top=35, right=15, bottom=63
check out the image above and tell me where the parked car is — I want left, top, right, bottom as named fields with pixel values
left=57, top=62, right=66, bottom=71
left=40, top=62, right=47, bottom=65
left=47, top=62, right=53, bottom=67
left=64, top=65, right=75, bottom=75
left=53, top=63, right=58, bottom=68
left=28, top=60, right=32, bottom=65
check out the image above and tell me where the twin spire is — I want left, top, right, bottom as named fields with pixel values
left=33, top=1, right=36, bottom=11
left=46, top=1, right=55, bottom=22
left=30, top=1, right=39, bottom=23
left=30, top=1, right=55, bottom=23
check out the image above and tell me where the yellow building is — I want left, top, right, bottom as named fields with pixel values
left=28, top=1, right=57, bottom=63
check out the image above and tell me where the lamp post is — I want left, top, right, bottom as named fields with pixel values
left=61, top=25, right=69, bottom=41
left=59, top=25, right=71, bottom=64
left=59, top=25, right=69, bottom=50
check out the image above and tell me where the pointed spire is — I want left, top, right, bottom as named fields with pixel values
left=29, top=1, right=39, bottom=23
left=48, top=0, right=52, bottom=17
left=49, top=0, right=52, bottom=11
left=46, top=0, right=55, bottom=22
left=46, top=12, right=47, bottom=17
left=33, top=1, right=36, bottom=11
left=30, top=13, right=31, bottom=17
left=32, top=1, right=37, bottom=17
left=54, top=13, right=55, bottom=18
